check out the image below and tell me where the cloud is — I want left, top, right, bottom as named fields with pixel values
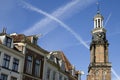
left=21, top=1, right=89, bottom=49
left=21, top=0, right=96, bottom=35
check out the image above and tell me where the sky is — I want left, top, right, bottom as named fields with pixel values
left=0, top=0, right=120, bottom=80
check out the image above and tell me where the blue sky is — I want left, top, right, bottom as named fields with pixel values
left=0, top=0, right=120, bottom=80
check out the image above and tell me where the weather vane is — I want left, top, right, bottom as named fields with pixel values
left=96, top=1, right=100, bottom=14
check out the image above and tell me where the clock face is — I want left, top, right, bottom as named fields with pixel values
left=98, top=32, right=104, bottom=38
left=93, top=32, right=105, bottom=41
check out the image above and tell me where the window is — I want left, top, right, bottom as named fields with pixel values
left=59, top=75, right=62, bottom=80
left=102, top=71, right=106, bottom=80
left=35, top=59, right=41, bottom=77
left=12, top=58, right=19, bottom=72
left=95, top=71, right=99, bottom=76
left=53, top=71, right=56, bottom=80
left=0, top=51, right=1, bottom=56
left=11, top=77, right=17, bottom=80
left=56, top=58, right=60, bottom=65
left=1, top=74, right=8, bottom=80
left=64, top=78, right=67, bottom=80
left=98, top=19, right=100, bottom=28
left=26, top=56, right=32, bottom=74
left=95, top=71, right=99, bottom=80
left=46, top=68, right=51, bottom=80
left=33, top=37, right=37, bottom=44
left=95, top=20, right=97, bottom=28
left=5, top=37, right=12, bottom=47
left=2, top=54, right=10, bottom=69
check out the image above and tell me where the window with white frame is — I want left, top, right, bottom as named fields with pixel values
left=1, top=74, right=8, bottom=80
left=26, top=56, right=32, bottom=74
left=12, top=58, right=19, bottom=72
left=5, top=36, right=12, bottom=48
left=35, top=59, right=41, bottom=77
left=46, top=68, right=51, bottom=80
left=2, top=54, right=10, bottom=69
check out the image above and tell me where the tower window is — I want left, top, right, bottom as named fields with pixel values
left=96, top=20, right=97, bottom=28
left=102, top=71, right=106, bottom=80
left=98, top=19, right=100, bottom=28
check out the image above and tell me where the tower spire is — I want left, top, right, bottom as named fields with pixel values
left=93, top=1, right=104, bottom=29
left=96, top=1, right=100, bottom=14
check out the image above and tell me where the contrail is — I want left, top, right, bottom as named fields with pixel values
left=21, top=1, right=89, bottom=49
left=21, top=1, right=119, bottom=79
left=104, top=13, right=112, bottom=27
left=21, top=0, right=80, bottom=35
left=112, top=68, right=120, bottom=80
left=21, top=0, right=96, bottom=35
left=104, top=13, right=120, bottom=80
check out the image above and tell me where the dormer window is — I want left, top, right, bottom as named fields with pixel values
left=5, top=36, right=12, bottom=48
left=32, top=37, right=37, bottom=45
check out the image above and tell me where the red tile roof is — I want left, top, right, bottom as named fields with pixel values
left=11, top=34, right=26, bottom=43
left=11, top=34, right=49, bottom=54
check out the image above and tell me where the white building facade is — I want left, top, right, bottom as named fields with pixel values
left=43, top=54, right=68, bottom=80
left=0, top=33, right=24, bottom=80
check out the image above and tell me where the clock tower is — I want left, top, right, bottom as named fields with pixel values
left=87, top=6, right=112, bottom=80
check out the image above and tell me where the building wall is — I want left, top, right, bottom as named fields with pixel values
left=23, top=48, right=44, bottom=80
left=43, top=60, right=68, bottom=80
left=0, top=33, right=80, bottom=80
left=0, top=44, right=24, bottom=80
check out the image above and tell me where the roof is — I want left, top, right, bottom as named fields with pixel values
left=11, top=34, right=26, bottom=43
left=52, top=51, right=73, bottom=71
left=94, top=13, right=104, bottom=19
left=11, top=34, right=49, bottom=54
